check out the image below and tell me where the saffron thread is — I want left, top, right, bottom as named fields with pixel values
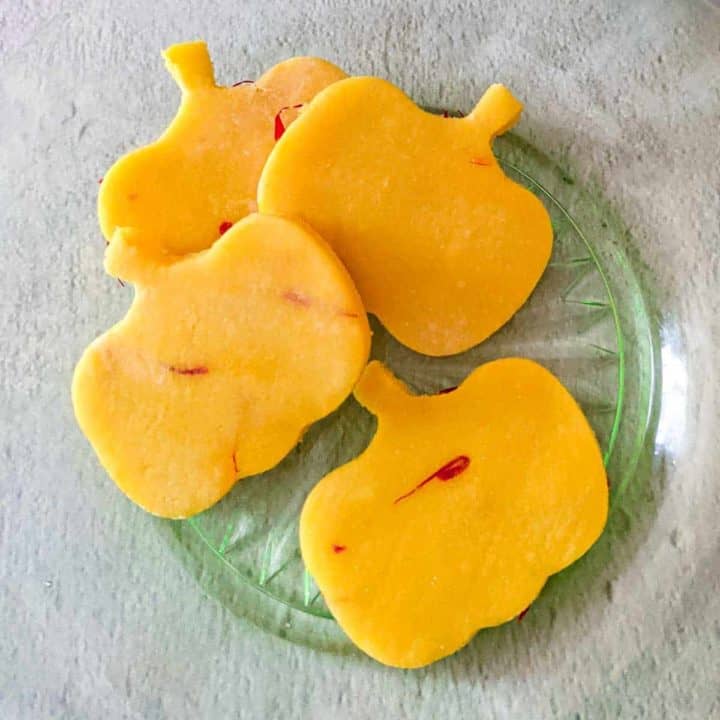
left=274, top=103, right=305, bottom=141
left=393, top=455, right=471, bottom=504
left=169, top=365, right=209, bottom=376
left=282, top=290, right=311, bottom=307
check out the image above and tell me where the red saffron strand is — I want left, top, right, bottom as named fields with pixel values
left=433, top=455, right=471, bottom=480
left=282, top=289, right=311, bottom=307
left=393, top=455, right=470, bottom=504
left=442, top=110, right=450, bottom=118
left=437, top=385, right=458, bottom=395
left=273, top=113, right=285, bottom=141
left=517, top=606, right=530, bottom=622
left=169, top=365, right=209, bottom=376
left=218, top=220, right=233, bottom=235
left=273, top=103, right=305, bottom=140
left=232, top=79, right=254, bottom=87
left=332, top=544, right=347, bottom=554
left=470, top=157, right=491, bottom=166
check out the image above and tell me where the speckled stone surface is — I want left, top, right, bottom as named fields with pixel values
left=1, top=1, right=719, bottom=718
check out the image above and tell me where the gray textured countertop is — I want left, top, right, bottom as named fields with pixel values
left=2, top=1, right=719, bottom=717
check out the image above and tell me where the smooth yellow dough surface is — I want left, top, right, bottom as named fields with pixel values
left=73, top=214, right=370, bottom=518
left=258, top=78, right=553, bottom=356
left=99, top=41, right=346, bottom=259
left=300, top=360, right=608, bottom=668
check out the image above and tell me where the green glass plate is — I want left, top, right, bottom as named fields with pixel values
left=156, top=130, right=659, bottom=651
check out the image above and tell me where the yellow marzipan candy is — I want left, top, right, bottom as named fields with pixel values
left=73, top=214, right=370, bottom=518
left=99, top=41, right=346, bottom=261
left=259, top=78, right=553, bottom=356
left=300, top=360, right=607, bottom=668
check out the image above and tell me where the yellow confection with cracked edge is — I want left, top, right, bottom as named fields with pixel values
left=300, top=360, right=608, bottom=668
left=73, top=214, right=370, bottom=518
left=258, top=77, right=553, bottom=356
left=99, top=41, right=347, bottom=260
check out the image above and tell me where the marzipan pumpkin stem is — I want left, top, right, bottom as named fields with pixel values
left=104, top=228, right=176, bottom=283
left=354, top=361, right=411, bottom=416
left=163, top=41, right=216, bottom=92
left=467, top=84, right=523, bottom=138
